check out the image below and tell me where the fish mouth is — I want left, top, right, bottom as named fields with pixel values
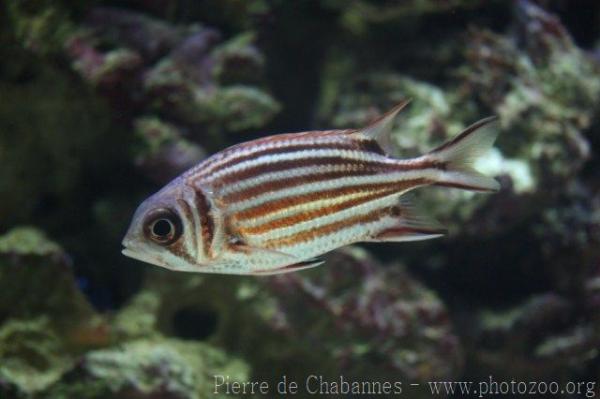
left=121, top=241, right=155, bottom=265
left=121, top=247, right=139, bottom=259
left=122, top=247, right=160, bottom=267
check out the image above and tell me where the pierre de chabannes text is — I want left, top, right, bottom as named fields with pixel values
left=213, top=375, right=597, bottom=397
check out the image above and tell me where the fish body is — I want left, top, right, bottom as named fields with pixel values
left=122, top=101, right=500, bottom=275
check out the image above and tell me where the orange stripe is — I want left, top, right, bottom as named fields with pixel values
left=234, top=179, right=426, bottom=222
left=213, top=138, right=384, bottom=174
left=238, top=187, right=399, bottom=235
left=223, top=168, right=382, bottom=203
left=174, top=199, right=197, bottom=264
left=166, top=240, right=197, bottom=265
left=216, top=155, right=442, bottom=191
left=263, top=207, right=389, bottom=248
left=194, top=189, right=214, bottom=258
left=191, top=130, right=355, bottom=181
left=214, top=156, right=393, bottom=188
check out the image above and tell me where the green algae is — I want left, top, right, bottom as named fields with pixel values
left=463, top=26, right=600, bottom=180
left=0, top=227, right=106, bottom=395
left=110, top=247, right=459, bottom=392
left=83, top=339, right=248, bottom=399
left=0, top=227, right=97, bottom=326
left=212, top=32, right=265, bottom=85
left=0, top=317, right=74, bottom=394
left=317, top=71, right=503, bottom=232
left=0, top=226, right=251, bottom=398
left=0, top=226, right=62, bottom=257
left=45, top=339, right=249, bottom=399
left=209, top=86, right=281, bottom=132
left=5, top=0, right=76, bottom=55
left=133, top=116, right=205, bottom=180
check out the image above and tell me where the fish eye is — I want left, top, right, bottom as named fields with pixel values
left=143, top=208, right=182, bottom=245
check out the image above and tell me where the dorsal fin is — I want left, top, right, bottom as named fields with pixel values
left=356, top=99, right=411, bottom=155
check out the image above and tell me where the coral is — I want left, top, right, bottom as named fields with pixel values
left=0, top=227, right=100, bottom=332
left=65, top=6, right=280, bottom=182
left=259, top=248, right=462, bottom=383
left=134, top=116, right=205, bottom=183
left=212, top=32, right=265, bottom=85
left=317, top=1, right=600, bottom=238
left=0, top=227, right=107, bottom=395
left=317, top=70, right=525, bottom=235
left=188, top=85, right=280, bottom=132
left=471, top=290, right=600, bottom=379
left=0, top=226, right=63, bottom=257
left=114, top=268, right=243, bottom=346
left=449, top=2, right=600, bottom=375
left=4, top=0, right=77, bottom=55
left=456, top=179, right=600, bottom=380
left=85, top=7, right=183, bottom=61
left=0, top=317, right=74, bottom=394
left=533, top=182, right=600, bottom=289
left=0, top=227, right=251, bottom=398
left=461, top=1, right=599, bottom=184
left=112, top=291, right=162, bottom=341
left=117, top=247, right=460, bottom=392
left=46, top=339, right=250, bottom=399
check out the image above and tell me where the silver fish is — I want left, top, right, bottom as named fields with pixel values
left=122, top=101, right=500, bottom=275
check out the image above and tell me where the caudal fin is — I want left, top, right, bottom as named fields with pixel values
left=426, top=116, right=500, bottom=192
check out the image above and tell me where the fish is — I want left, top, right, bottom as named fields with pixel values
left=122, top=100, right=500, bottom=275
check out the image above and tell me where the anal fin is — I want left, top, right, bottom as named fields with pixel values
left=251, top=258, right=325, bottom=276
left=370, top=195, right=447, bottom=242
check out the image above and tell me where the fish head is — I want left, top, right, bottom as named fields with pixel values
left=122, top=181, right=203, bottom=272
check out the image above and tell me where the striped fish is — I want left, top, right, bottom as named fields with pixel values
left=122, top=100, right=500, bottom=275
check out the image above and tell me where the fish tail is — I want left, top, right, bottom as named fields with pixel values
left=425, top=116, right=500, bottom=192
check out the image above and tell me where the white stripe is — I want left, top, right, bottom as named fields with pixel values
left=188, top=197, right=204, bottom=261
left=210, top=148, right=385, bottom=182
left=219, top=163, right=373, bottom=197
left=182, top=189, right=204, bottom=260
left=246, top=192, right=400, bottom=241
left=176, top=199, right=199, bottom=262
left=262, top=210, right=398, bottom=255
left=236, top=187, right=392, bottom=228
left=186, top=134, right=353, bottom=182
left=228, top=168, right=443, bottom=213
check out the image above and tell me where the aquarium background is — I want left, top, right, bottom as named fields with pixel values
left=1, top=0, right=600, bottom=398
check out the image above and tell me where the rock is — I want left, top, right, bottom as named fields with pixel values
left=46, top=339, right=250, bottom=399
left=133, top=117, right=206, bottom=184
left=0, top=227, right=107, bottom=396
left=118, top=247, right=461, bottom=389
